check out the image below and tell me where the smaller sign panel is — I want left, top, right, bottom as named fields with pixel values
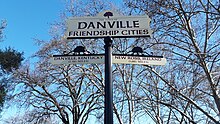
left=50, top=55, right=104, bottom=65
left=113, top=55, right=167, bottom=65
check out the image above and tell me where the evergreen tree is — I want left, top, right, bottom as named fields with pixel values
left=0, top=20, right=24, bottom=112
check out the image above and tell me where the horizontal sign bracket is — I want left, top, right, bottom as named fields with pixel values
left=53, top=53, right=163, bottom=58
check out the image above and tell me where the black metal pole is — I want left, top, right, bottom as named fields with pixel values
left=104, top=36, right=113, bottom=124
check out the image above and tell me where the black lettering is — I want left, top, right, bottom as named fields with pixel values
left=133, top=21, right=139, bottom=28
left=138, top=30, right=142, bottom=34
left=108, top=21, right=115, bottom=28
left=138, top=60, right=143, bottom=63
left=115, top=56, right=120, bottom=59
left=120, top=21, right=126, bottom=28
left=121, top=30, right=127, bottom=35
left=126, top=21, right=132, bottom=28
left=121, top=56, right=126, bottom=59
left=114, top=30, right=119, bottom=35
left=73, top=31, right=78, bottom=36
left=69, top=31, right=73, bottom=36
left=81, top=31, right=86, bottom=36
left=78, top=22, right=87, bottom=29
left=93, top=31, right=99, bottom=35
left=87, top=22, right=95, bottom=29
left=116, top=21, right=120, bottom=28
left=97, top=22, right=106, bottom=29
left=87, top=31, right=92, bottom=35
left=143, top=29, right=148, bottom=34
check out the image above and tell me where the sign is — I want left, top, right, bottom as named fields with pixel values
left=66, top=10, right=152, bottom=39
left=50, top=55, right=104, bottom=65
left=51, top=54, right=166, bottom=66
left=113, top=55, right=167, bottom=65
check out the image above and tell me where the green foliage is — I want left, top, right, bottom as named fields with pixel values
left=0, top=47, right=24, bottom=73
left=0, top=84, right=6, bottom=112
left=0, top=47, right=24, bottom=113
left=0, top=20, right=24, bottom=115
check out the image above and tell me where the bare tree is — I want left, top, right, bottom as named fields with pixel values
left=123, top=0, right=220, bottom=123
left=11, top=37, right=105, bottom=124
left=3, top=109, right=60, bottom=124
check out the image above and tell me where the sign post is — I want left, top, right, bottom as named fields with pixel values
left=104, top=37, right=113, bottom=124
left=51, top=10, right=155, bottom=124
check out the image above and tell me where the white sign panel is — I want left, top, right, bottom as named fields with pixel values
left=66, top=10, right=152, bottom=39
left=50, top=55, right=104, bottom=65
left=51, top=55, right=166, bottom=66
left=113, top=55, right=167, bottom=65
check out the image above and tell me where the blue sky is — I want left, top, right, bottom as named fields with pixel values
left=0, top=0, right=65, bottom=121
left=0, top=0, right=65, bottom=58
